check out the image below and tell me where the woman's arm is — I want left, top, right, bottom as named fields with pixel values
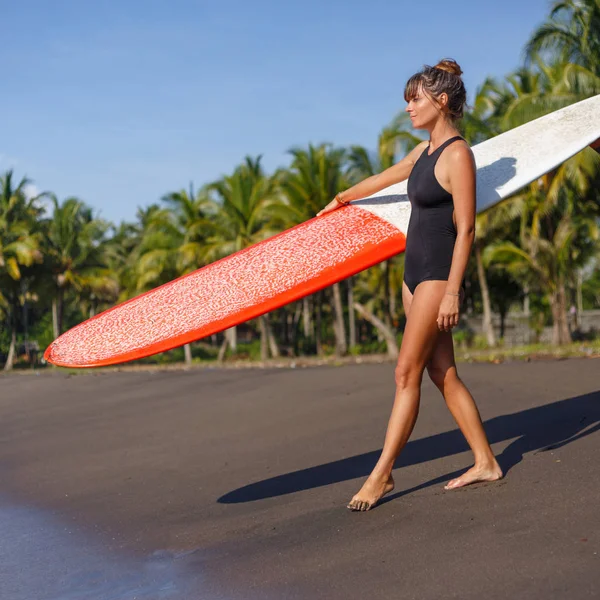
left=437, top=143, right=476, bottom=331
left=445, top=143, right=476, bottom=294
left=317, top=141, right=428, bottom=216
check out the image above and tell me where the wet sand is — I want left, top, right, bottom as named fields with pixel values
left=1, top=358, right=599, bottom=599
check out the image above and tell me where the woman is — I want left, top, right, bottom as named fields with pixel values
left=318, top=59, right=503, bottom=511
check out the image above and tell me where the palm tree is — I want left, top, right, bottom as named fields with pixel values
left=104, top=220, right=142, bottom=303
left=472, top=204, right=518, bottom=347
left=475, top=52, right=600, bottom=344
left=42, top=195, right=112, bottom=339
left=129, top=206, right=182, bottom=293
left=486, top=163, right=600, bottom=344
left=163, top=183, right=213, bottom=275
left=206, top=156, right=282, bottom=361
left=351, top=264, right=400, bottom=358
left=162, top=183, right=213, bottom=365
left=346, top=113, right=423, bottom=178
left=525, top=0, right=600, bottom=91
left=0, top=171, right=44, bottom=370
left=278, top=144, right=348, bottom=356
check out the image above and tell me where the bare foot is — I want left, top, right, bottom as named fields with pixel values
left=444, top=461, right=503, bottom=490
left=347, top=473, right=395, bottom=511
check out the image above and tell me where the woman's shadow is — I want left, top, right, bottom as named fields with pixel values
left=218, top=390, right=600, bottom=504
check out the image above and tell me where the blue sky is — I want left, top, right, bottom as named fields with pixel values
left=3, top=0, right=553, bottom=224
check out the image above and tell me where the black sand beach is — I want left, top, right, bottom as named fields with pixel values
left=1, top=358, right=598, bottom=599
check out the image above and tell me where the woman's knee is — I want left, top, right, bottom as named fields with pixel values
left=427, top=363, right=457, bottom=392
left=395, top=361, right=424, bottom=389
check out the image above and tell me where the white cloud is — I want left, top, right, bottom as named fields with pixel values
left=23, top=184, right=53, bottom=215
left=23, top=183, right=40, bottom=199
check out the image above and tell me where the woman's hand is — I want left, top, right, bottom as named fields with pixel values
left=317, top=197, right=347, bottom=217
left=437, top=293, right=461, bottom=332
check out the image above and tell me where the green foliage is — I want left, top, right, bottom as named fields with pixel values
left=3, top=0, right=600, bottom=367
left=582, top=267, right=600, bottom=309
left=227, top=339, right=262, bottom=361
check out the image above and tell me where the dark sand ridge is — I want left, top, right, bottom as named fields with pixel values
left=0, top=358, right=598, bottom=599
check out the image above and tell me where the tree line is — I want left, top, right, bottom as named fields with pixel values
left=1, top=0, right=599, bottom=370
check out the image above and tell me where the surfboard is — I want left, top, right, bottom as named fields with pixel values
left=45, top=94, right=600, bottom=368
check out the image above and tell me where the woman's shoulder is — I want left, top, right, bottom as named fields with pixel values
left=447, top=138, right=474, bottom=164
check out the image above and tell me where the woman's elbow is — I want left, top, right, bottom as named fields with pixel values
left=457, top=224, right=475, bottom=238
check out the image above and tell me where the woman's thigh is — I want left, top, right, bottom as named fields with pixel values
left=397, top=281, right=448, bottom=373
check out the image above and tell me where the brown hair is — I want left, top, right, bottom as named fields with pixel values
left=404, top=58, right=467, bottom=121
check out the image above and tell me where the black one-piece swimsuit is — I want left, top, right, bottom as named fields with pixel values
left=403, top=135, right=465, bottom=295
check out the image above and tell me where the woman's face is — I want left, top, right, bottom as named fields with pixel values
left=405, top=85, right=446, bottom=129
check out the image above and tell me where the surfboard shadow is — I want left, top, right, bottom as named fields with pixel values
left=218, top=390, right=600, bottom=504
left=476, top=156, right=518, bottom=211
left=349, top=156, right=517, bottom=212
left=352, top=194, right=409, bottom=207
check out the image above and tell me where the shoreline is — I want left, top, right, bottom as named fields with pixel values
left=3, top=341, right=600, bottom=376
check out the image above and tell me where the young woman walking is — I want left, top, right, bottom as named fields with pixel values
left=318, top=59, right=503, bottom=511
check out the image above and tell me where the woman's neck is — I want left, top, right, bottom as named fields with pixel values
left=428, top=119, right=459, bottom=148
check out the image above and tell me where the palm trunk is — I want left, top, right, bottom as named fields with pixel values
left=348, top=277, right=356, bottom=348
left=475, top=241, right=496, bottom=347
left=52, top=297, right=59, bottom=340
left=353, top=302, right=399, bottom=358
left=259, top=315, right=269, bottom=361
left=281, top=307, right=289, bottom=346
left=550, top=282, right=572, bottom=346
left=52, top=289, right=65, bottom=339
left=217, top=335, right=228, bottom=362
left=499, top=309, right=507, bottom=340
left=290, top=303, right=302, bottom=354
left=558, top=281, right=572, bottom=344
left=22, top=282, right=29, bottom=342
left=302, top=296, right=311, bottom=338
left=315, top=292, right=323, bottom=356
left=266, top=314, right=280, bottom=358
left=523, top=283, right=530, bottom=317
left=283, top=308, right=290, bottom=347
left=4, top=314, right=17, bottom=371
left=332, top=282, right=347, bottom=356
left=576, top=270, right=583, bottom=328
left=550, top=294, right=560, bottom=346
left=183, top=343, right=192, bottom=366
left=225, top=326, right=237, bottom=352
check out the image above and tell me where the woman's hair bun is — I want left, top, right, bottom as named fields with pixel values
left=404, top=58, right=467, bottom=121
left=434, top=59, right=463, bottom=77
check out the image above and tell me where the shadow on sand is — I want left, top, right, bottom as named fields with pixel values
left=218, top=390, right=600, bottom=504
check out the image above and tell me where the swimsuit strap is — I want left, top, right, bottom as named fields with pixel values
left=426, top=135, right=464, bottom=157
